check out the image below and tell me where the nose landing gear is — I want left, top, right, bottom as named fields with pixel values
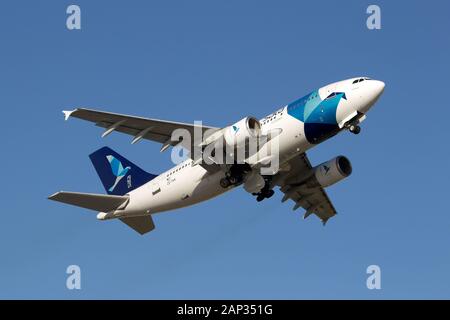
left=345, top=112, right=365, bottom=135
left=348, top=124, right=361, bottom=135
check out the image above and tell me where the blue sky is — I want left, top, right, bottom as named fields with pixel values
left=1, top=0, right=449, bottom=299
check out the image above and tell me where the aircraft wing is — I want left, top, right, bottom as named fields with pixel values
left=62, top=108, right=220, bottom=149
left=275, top=153, right=337, bottom=225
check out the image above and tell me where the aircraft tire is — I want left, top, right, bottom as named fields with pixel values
left=220, top=178, right=231, bottom=188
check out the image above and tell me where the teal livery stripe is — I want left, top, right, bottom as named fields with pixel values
left=287, top=90, right=346, bottom=144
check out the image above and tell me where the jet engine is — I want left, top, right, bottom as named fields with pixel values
left=223, top=117, right=261, bottom=148
left=309, top=156, right=352, bottom=188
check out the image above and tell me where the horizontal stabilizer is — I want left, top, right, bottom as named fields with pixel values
left=48, top=191, right=129, bottom=212
left=119, top=216, right=155, bottom=235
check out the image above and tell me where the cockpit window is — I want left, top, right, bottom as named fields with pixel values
left=353, top=77, right=372, bottom=84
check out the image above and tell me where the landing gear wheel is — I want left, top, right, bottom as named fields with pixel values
left=349, top=125, right=361, bottom=135
left=255, top=189, right=274, bottom=202
left=229, top=176, right=238, bottom=185
left=220, top=178, right=231, bottom=188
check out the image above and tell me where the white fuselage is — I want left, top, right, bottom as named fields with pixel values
left=115, top=77, right=385, bottom=218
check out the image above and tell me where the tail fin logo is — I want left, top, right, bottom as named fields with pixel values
left=106, top=155, right=131, bottom=192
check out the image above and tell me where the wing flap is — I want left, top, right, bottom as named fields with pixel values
left=287, top=186, right=336, bottom=224
left=276, top=153, right=337, bottom=225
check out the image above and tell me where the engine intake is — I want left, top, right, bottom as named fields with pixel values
left=223, top=116, right=261, bottom=148
left=311, top=156, right=352, bottom=188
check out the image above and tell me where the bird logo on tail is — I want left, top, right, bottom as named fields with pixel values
left=106, top=155, right=131, bottom=192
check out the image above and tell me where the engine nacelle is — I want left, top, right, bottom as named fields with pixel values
left=223, top=116, right=261, bottom=148
left=311, top=156, right=352, bottom=188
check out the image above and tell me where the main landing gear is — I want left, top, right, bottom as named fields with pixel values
left=219, top=165, right=275, bottom=202
left=219, top=164, right=251, bottom=188
left=219, top=176, right=235, bottom=188
left=253, top=189, right=275, bottom=202
left=252, top=177, right=275, bottom=202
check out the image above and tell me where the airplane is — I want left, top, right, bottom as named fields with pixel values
left=48, top=77, right=385, bottom=235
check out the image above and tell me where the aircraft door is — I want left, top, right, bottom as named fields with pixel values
left=150, top=180, right=161, bottom=195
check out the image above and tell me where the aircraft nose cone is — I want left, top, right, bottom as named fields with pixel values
left=373, top=80, right=385, bottom=97
left=354, top=79, right=385, bottom=113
